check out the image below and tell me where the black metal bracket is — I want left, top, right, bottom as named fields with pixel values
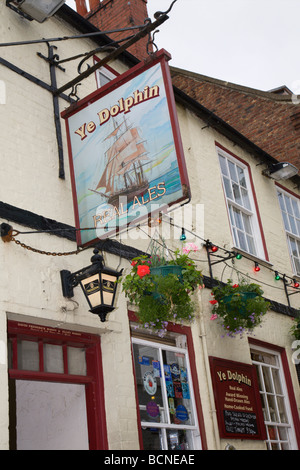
left=282, top=274, right=300, bottom=308
left=205, top=240, right=237, bottom=278
left=37, top=43, right=66, bottom=179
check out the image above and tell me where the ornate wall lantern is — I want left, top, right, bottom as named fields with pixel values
left=60, top=249, right=123, bottom=322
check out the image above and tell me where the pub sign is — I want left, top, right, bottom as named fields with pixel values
left=209, top=357, right=267, bottom=440
left=62, top=49, right=190, bottom=247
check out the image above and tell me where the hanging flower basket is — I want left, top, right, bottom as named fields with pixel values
left=222, top=292, right=258, bottom=317
left=121, top=243, right=203, bottom=336
left=210, top=279, right=269, bottom=338
left=150, top=265, right=183, bottom=279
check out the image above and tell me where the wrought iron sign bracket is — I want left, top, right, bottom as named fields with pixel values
left=53, top=13, right=170, bottom=97
left=205, top=240, right=237, bottom=279
left=37, top=43, right=67, bottom=179
left=282, top=274, right=300, bottom=308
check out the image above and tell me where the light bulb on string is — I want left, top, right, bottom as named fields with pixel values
left=293, top=279, right=300, bottom=288
left=274, top=271, right=281, bottom=281
left=254, top=262, right=260, bottom=272
left=236, top=253, right=242, bottom=260
left=180, top=228, right=186, bottom=241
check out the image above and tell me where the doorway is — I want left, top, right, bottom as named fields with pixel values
left=7, top=321, right=108, bottom=450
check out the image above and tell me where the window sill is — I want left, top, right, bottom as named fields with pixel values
left=232, top=247, right=274, bottom=269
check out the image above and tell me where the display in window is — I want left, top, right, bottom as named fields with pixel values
left=143, top=371, right=157, bottom=395
left=132, top=337, right=201, bottom=450
left=146, top=400, right=160, bottom=418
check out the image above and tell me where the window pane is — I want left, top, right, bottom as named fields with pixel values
left=167, top=429, right=193, bottom=450
left=68, top=347, right=86, bottom=376
left=223, top=177, right=233, bottom=199
left=228, top=160, right=238, bottom=182
left=267, top=425, right=278, bottom=440
left=282, top=211, right=290, bottom=231
left=277, top=192, right=285, bottom=211
left=232, top=227, right=239, bottom=247
left=262, top=367, right=273, bottom=393
left=237, top=230, right=248, bottom=252
left=237, top=167, right=247, bottom=188
left=278, top=427, right=288, bottom=441
left=284, top=195, right=293, bottom=215
left=132, top=343, right=166, bottom=423
left=219, top=155, right=228, bottom=176
left=297, top=219, right=300, bottom=236
left=232, top=183, right=242, bottom=205
left=242, top=213, right=252, bottom=234
left=288, top=215, right=297, bottom=235
left=267, top=395, right=279, bottom=422
left=272, top=369, right=283, bottom=395
left=17, top=340, right=39, bottom=371
left=246, top=235, right=256, bottom=255
left=292, top=199, right=300, bottom=218
left=277, top=396, right=288, bottom=423
left=44, top=344, right=64, bottom=374
left=289, top=237, right=298, bottom=257
left=163, top=350, right=195, bottom=426
left=233, top=207, right=243, bottom=230
left=241, top=187, right=251, bottom=210
left=142, top=428, right=164, bottom=450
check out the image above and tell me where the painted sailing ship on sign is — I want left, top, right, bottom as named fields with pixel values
left=62, top=50, right=191, bottom=247
left=90, top=117, right=150, bottom=207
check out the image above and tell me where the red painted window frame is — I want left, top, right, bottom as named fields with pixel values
left=216, top=142, right=269, bottom=261
left=249, top=337, right=300, bottom=449
left=128, top=310, right=208, bottom=450
left=7, top=320, right=108, bottom=450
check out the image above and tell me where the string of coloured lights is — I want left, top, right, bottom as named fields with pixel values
left=1, top=216, right=299, bottom=308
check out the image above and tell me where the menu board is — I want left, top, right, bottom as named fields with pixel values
left=209, top=357, right=267, bottom=440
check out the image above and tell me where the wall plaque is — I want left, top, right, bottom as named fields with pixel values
left=209, top=356, right=267, bottom=440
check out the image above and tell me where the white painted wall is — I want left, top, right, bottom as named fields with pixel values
left=0, top=2, right=299, bottom=451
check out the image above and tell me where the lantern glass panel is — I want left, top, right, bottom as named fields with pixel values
left=80, top=273, right=101, bottom=308
left=101, top=272, right=117, bottom=307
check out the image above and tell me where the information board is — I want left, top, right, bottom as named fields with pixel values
left=209, top=356, right=267, bottom=440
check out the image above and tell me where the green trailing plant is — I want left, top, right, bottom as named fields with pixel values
left=122, top=243, right=203, bottom=336
left=290, top=316, right=300, bottom=341
left=210, top=278, right=270, bottom=338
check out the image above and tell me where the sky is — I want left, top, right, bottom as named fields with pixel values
left=65, top=0, right=300, bottom=94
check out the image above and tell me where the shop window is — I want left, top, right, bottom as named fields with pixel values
left=217, top=145, right=266, bottom=259
left=131, top=327, right=202, bottom=450
left=277, top=188, right=300, bottom=276
left=251, top=345, right=298, bottom=450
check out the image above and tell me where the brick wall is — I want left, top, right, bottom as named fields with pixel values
left=172, top=69, right=300, bottom=169
left=75, top=0, right=151, bottom=60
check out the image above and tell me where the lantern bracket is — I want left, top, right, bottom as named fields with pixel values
left=60, top=248, right=123, bottom=322
left=60, top=249, right=106, bottom=298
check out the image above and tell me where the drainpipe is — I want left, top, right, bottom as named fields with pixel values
left=197, top=289, right=221, bottom=450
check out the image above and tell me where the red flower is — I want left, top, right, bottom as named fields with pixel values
left=209, top=299, right=218, bottom=305
left=232, top=284, right=239, bottom=288
left=131, top=260, right=137, bottom=267
left=137, top=265, right=150, bottom=278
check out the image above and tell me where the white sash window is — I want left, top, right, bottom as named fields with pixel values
left=217, top=147, right=265, bottom=259
left=251, top=346, right=298, bottom=450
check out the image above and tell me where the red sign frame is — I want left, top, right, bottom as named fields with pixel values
left=209, top=356, right=267, bottom=440
left=61, top=49, right=190, bottom=247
